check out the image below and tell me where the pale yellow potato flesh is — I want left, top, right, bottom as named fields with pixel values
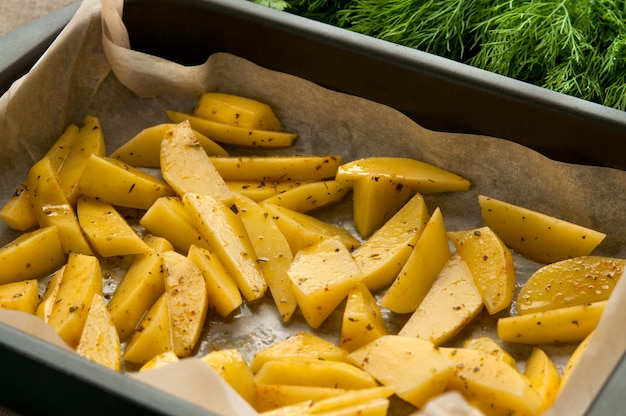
left=209, top=155, right=342, bottom=182
left=517, top=255, right=625, bottom=315
left=76, top=293, right=121, bottom=371
left=524, top=347, right=561, bottom=413
left=138, top=351, right=179, bottom=372
left=261, top=180, right=350, bottom=214
left=462, top=336, right=516, bottom=368
left=37, top=265, right=65, bottom=322
left=340, top=283, right=389, bottom=352
left=0, top=279, right=39, bottom=314
left=226, top=180, right=312, bottom=202
left=200, top=349, right=257, bottom=406
left=255, top=384, right=348, bottom=413
left=559, top=330, right=594, bottom=393
left=193, top=92, right=285, bottom=131
left=479, top=195, right=606, bottom=264
left=124, top=293, right=172, bottom=365
left=381, top=207, right=451, bottom=313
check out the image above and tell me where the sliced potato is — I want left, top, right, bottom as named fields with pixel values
left=517, top=255, right=625, bottom=315
left=76, top=293, right=121, bottom=371
left=255, top=384, right=348, bottom=413
left=287, top=236, right=363, bottom=329
left=37, top=265, right=65, bottom=322
left=226, top=180, right=312, bottom=202
left=0, top=226, right=65, bottom=285
left=77, top=154, right=175, bottom=210
left=524, top=347, right=561, bottom=413
left=200, top=349, right=257, bottom=406
left=139, top=351, right=180, bottom=372
left=0, top=279, right=39, bottom=314
left=124, top=293, right=172, bottom=365
left=559, top=330, right=593, bottom=392
left=448, top=226, right=515, bottom=315
left=110, top=123, right=228, bottom=168
left=398, top=254, right=483, bottom=345
left=381, top=207, right=451, bottom=313
left=193, top=92, right=285, bottom=131
left=479, top=195, right=606, bottom=264
left=209, top=155, right=342, bottom=182
left=462, top=336, right=516, bottom=368
left=352, top=192, right=429, bottom=291
left=261, top=180, right=350, bottom=213
left=167, top=110, right=297, bottom=148
left=340, top=283, right=389, bottom=352
left=304, top=388, right=393, bottom=415
left=348, top=335, right=453, bottom=408
left=160, top=121, right=233, bottom=202
left=497, top=301, right=606, bottom=344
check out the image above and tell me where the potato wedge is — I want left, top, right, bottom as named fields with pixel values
left=287, top=236, right=363, bottom=329
left=398, top=254, right=483, bottom=345
left=209, top=155, right=342, bottom=182
left=76, top=293, right=121, bottom=371
left=160, top=121, right=233, bottom=202
left=187, top=244, right=243, bottom=317
left=262, top=203, right=360, bottom=255
left=255, top=384, right=348, bottom=413
left=233, top=194, right=297, bottom=322
left=110, top=123, right=228, bottom=168
left=250, top=331, right=351, bottom=374
left=0, top=226, right=65, bottom=285
left=183, top=192, right=267, bottom=301
left=26, top=157, right=93, bottom=255
left=559, top=330, right=593, bottom=392
left=77, top=154, right=175, bottom=210
left=348, top=335, right=453, bottom=408
left=350, top=173, right=414, bottom=239
left=524, top=347, right=561, bottom=413
left=124, top=293, right=172, bottom=365
left=139, top=196, right=211, bottom=254
left=226, top=180, right=311, bottom=202
left=443, top=347, right=541, bottom=415
left=462, top=336, right=516, bottom=368
left=340, top=283, right=389, bottom=352
left=193, top=92, right=285, bottom=131
left=352, top=192, right=429, bottom=291
left=261, top=180, right=350, bottom=214
left=37, top=265, right=65, bottom=321
left=336, top=157, right=471, bottom=194
left=304, top=388, right=393, bottom=415
left=47, top=253, right=103, bottom=348
left=517, top=256, right=625, bottom=315
left=448, top=226, right=515, bottom=315
left=200, top=349, right=257, bottom=406
left=162, top=250, right=209, bottom=357
left=381, top=207, right=451, bottom=313
left=479, top=195, right=606, bottom=264
left=108, top=235, right=171, bottom=340
left=138, top=351, right=180, bottom=372
left=0, top=279, right=39, bottom=314
left=497, top=300, right=606, bottom=344
left=77, top=195, right=151, bottom=257
left=255, top=359, right=377, bottom=390
left=167, top=110, right=297, bottom=148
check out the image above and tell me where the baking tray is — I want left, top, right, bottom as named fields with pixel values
left=0, top=0, right=625, bottom=415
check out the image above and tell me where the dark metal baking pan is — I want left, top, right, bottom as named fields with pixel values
left=0, top=0, right=625, bottom=415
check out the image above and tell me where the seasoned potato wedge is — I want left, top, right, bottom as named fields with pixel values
left=139, top=351, right=180, bottom=372
left=255, top=384, right=348, bottom=413
left=340, top=283, right=389, bottom=352
left=462, top=336, right=516, bottom=368
left=0, top=279, right=39, bottom=314
left=524, top=347, right=561, bottom=413
left=76, top=293, right=121, bottom=371
left=124, top=293, right=172, bottom=365
left=200, top=349, right=257, bottom=406
left=37, top=265, right=65, bottom=322
left=209, top=155, right=342, bottom=182
left=226, top=180, right=311, bottom=202
left=479, top=195, right=606, bottom=264
left=261, top=180, right=350, bottom=213
left=193, top=92, right=285, bottom=131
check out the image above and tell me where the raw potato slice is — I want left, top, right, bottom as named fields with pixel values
left=353, top=192, right=429, bottom=291
left=26, top=157, right=93, bottom=255
left=311, top=397, right=389, bottom=416
left=350, top=173, right=414, bottom=239
left=77, top=154, right=175, bottom=209
left=37, top=265, right=65, bottom=321
left=110, top=123, right=228, bottom=168
left=160, top=121, right=233, bottom=202
left=0, top=279, right=39, bottom=314
left=448, top=226, right=515, bottom=315
left=0, top=226, right=65, bottom=285
left=108, top=235, right=172, bottom=340
left=76, top=293, right=121, bottom=371
left=287, top=236, right=363, bottom=329
left=254, top=359, right=377, bottom=390
left=524, top=347, right=561, bottom=413
left=200, top=349, right=257, bottom=406
left=227, top=180, right=311, bottom=202
left=167, top=110, right=297, bottom=148
left=517, top=255, right=625, bottom=315
left=255, top=385, right=348, bottom=413
left=162, top=250, right=209, bottom=357
left=0, top=124, right=79, bottom=231
left=559, top=330, right=593, bottom=392
left=187, top=244, right=243, bottom=317
left=462, top=336, right=516, bottom=368
left=183, top=192, right=267, bottom=301
left=57, top=115, right=106, bottom=205
left=335, top=157, right=471, bottom=194
left=398, top=254, right=483, bottom=345
left=77, top=196, right=151, bottom=257
left=348, top=335, right=453, bottom=408
left=124, top=293, right=172, bottom=365
left=340, top=283, right=389, bottom=352
left=140, top=196, right=211, bottom=254
left=193, top=92, right=285, bottom=131
left=443, top=347, right=542, bottom=415
left=304, top=387, right=393, bottom=415
left=139, top=351, right=180, bottom=372
left=381, top=207, right=451, bottom=313
left=233, top=194, right=297, bottom=322
left=47, top=253, right=103, bottom=348
left=250, top=331, right=351, bottom=374
left=497, top=300, right=606, bottom=344
left=479, top=195, right=606, bottom=264
left=209, top=155, right=342, bottom=182
left=261, top=180, right=350, bottom=213
left=262, top=203, right=360, bottom=255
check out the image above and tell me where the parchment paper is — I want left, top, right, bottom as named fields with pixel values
left=1, top=0, right=626, bottom=415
